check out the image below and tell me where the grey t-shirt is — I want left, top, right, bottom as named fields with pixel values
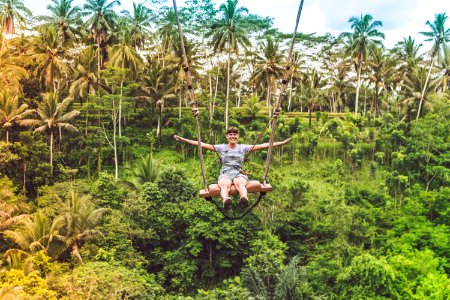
left=214, top=144, right=252, bottom=179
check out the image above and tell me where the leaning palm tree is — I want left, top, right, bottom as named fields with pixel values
left=107, top=21, right=144, bottom=136
left=36, top=0, right=82, bottom=46
left=0, top=91, right=30, bottom=143
left=417, top=13, right=450, bottom=119
left=0, top=0, right=31, bottom=49
left=207, top=0, right=251, bottom=129
left=82, top=0, right=120, bottom=75
left=20, top=92, right=80, bottom=169
left=340, top=14, right=385, bottom=115
left=58, top=191, right=109, bottom=264
left=120, top=2, right=153, bottom=51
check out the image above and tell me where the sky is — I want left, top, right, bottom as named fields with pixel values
left=22, top=0, right=449, bottom=49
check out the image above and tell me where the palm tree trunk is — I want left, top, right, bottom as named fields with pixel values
left=225, top=44, right=231, bottom=129
left=6, top=128, right=9, bottom=143
left=97, top=41, right=101, bottom=77
left=417, top=54, right=436, bottom=120
left=50, top=129, right=54, bottom=169
left=119, top=78, right=123, bottom=137
left=72, top=243, right=83, bottom=264
left=288, top=72, right=294, bottom=112
left=355, top=63, right=362, bottom=115
left=237, top=72, right=243, bottom=107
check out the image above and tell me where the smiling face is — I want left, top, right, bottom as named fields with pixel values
left=226, top=132, right=239, bottom=146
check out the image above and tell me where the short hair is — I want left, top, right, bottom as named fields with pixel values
left=226, top=126, right=239, bottom=134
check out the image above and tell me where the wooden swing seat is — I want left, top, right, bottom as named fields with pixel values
left=199, top=180, right=272, bottom=198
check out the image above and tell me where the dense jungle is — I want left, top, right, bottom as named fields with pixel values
left=0, top=0, right=449, bottom=298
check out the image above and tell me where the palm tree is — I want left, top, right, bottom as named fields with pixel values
left=138, top=59, right=176, bottom=126
left=156, top=7, right=179, bottom=62
left=367, top=46, right=396, bottom=116
left=207, top=0, right=251, bottom=129
left=69, top=45, right=111, bottom=101
left=58, top=191, right=109, bottom=264
left=166, top=39, right=202, bottom=119
left=401, top=67, right=440, bottom=121
left=0, top=0, right=31, bottom=48
left=82, top=0, right=120, bottom=75
left=417, top=13, right=450, bottom=119
left=0, top=91, right=30, bottom=143
left=121, top=2, right=153, bottom=51
left=3, top=211, right=66, bottom=261
left=0, top=43, right=28, bottom=95
left=20, top=92, right=80, bottom=169
left=31, top=26, right=71, bottom=92
left=108, top=21, right=144, bottom=136
left=250, top=37, right=285, bottom=116
left=340, top=14, right=385, bottom=115
left=36, top=0, right=82, bottom=46
left=0, top=202, right=28, bottom=231
left=242, top=94, right=264, bottom=118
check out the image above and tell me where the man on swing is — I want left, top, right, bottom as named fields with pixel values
left=174, top=126, right=291, bottom=209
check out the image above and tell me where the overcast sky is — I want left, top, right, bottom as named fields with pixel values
left=23, top=0, right=449, bottom=48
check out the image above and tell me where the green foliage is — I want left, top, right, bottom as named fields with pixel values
left=242, top=230, right=287, bottom=298
left=0, top=269, right=58, bottom=299
left=93, top=172, right=128, bottom=209
left=337, top=253, right=399, bottom=299
left=157, top=168, right=196, bottom=203
left=56, top=262, right=164, bottom=299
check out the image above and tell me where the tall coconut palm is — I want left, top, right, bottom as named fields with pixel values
left=156, top=7, right=179, bottom=62
left=138, top=59, right=176, bottom=123
left=249, top=37, right=285, bottom=116
left=58, top=191, right=109, bottom=263
left=20, top=92, right=80, bottom=169
left=207, top=0, right=251, bottom=129
left=0, top=91, right=30, bottom=143
left=82, top=0, right=120, bottom=75
left=166, top=39, right=202, bottom=119
left=108, top=21, right=144, bottom=136
left=340, top=14, right=385, bottom=115
left=36, top=0, right=82, bottom=46
left=0, top=0, right=31, bottom=49
left=31, top=26, right=71, bottom=92
left=367, top=46, right=396, bottom=116
left=417, top=13, right=450, bottom=119
left=121, top=2, right=153, bottom=51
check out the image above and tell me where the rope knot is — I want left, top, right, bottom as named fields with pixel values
left=191, top=107, right=199, bottom=117
left=273, top=107, right=281, bottom=117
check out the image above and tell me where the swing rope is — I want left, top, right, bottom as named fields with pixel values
left=262, top=0, right=305, bottom=185
left=173, top=0, right=208, bottom=191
